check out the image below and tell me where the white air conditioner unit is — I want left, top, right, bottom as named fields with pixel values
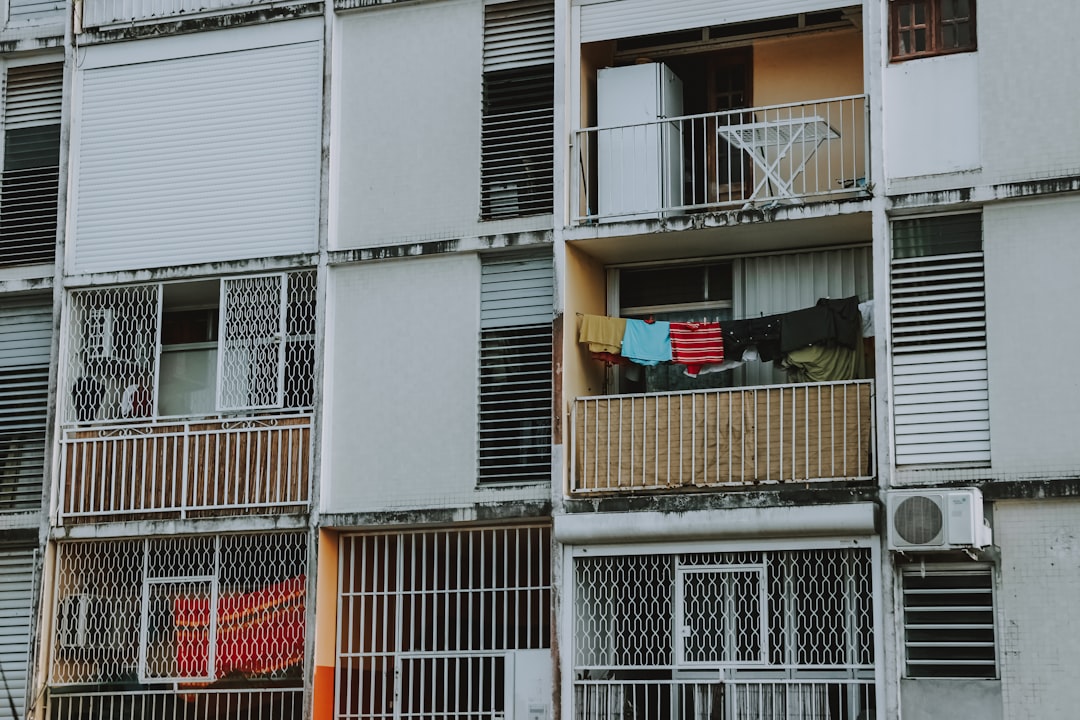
left=56, top=593, right=123, bottom=651
left=887, top=488, right=992, bottom=552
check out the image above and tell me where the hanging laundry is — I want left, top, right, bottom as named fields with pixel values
left=723, top=315, right=782, bottom=362
left=780, top=296, right=860, bottom=353
left=578, top=314, right=627, bottom=354
left=689, top=358, right=745, bottom=377
left=590, top=351, right=633, bottom=366
left=621, top=319, right=672, bottom=366
left=858, top=299, right=875, bottom=337
left=781, top=322, right=866, bottom=382
left=670, top=321, right=724, bottom=376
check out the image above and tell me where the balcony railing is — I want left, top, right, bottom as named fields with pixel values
left=49, top=689, right=303, bottom=720
left=59, top=414, right=311, bottom=521
left=572, top=94, right=869, bottom=224
left=571, top=380, right=873, bottom=494
left=575, top=679, right=875, bottom=720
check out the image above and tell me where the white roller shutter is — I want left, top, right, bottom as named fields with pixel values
left=0, top=547, right=36, bottom=720
left=72, top=36, right=322, bottom=274
left=478, top=256, right=553, bottom=483
left=7, top=0, right=64, bottom=23
left=891, top=215, right=989, bottom=466
left=0, top=297, right=51, bottom=511
left=740, top=246, right=872, bottom=386
left=578, top=0, right=855, bottom=43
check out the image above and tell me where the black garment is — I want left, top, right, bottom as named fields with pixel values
left=779, top=296, right=861, bottom=354
left=723, top=314, right=783, bottom=363
left=72, top=377, right=104, bottom=422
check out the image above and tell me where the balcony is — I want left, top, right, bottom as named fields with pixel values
left=572, top=95, right=869, bottom=224
left=59, top=414, right=311, bottom=521
left=570, top=380, right=873, bottom=494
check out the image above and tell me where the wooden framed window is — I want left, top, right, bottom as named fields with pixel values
left=891, top=0, right=976, bottom=61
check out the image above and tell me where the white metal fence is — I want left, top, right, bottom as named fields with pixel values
left=573, top=95, right=869, bottom=223
left=59, top=414, right=311, bottom=520
left=571, top=380, right=874, bottom=493
left=336, top=525, right=551, bottom=720
left=48, top=688, right=303, bottom=720
left=49, top=533, right=307, bottom=688
left=572, top=548, right=876, bottom=720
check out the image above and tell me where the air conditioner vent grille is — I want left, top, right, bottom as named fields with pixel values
left=894, top=495, right=943, bottom=545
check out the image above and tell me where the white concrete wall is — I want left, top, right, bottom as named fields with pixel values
left=883, top=52, right=980, bottom=182
left=984, top=197, right=1080, bottom=478
left=332, top=0, right=551, bottom=249
left=324, top=255, right=480, bottom=511
left=995, top=499, right=1080, bottom=720
left=978, top=0, right=1080, bottom=185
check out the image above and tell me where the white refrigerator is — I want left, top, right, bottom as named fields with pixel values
left=597, top=62, right=684, bottom=221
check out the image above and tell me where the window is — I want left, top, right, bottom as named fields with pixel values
left=478, top=255, right=553, bottom=483
left=481, top=0, right=554, bottom=219
left=902, top=565, right=996, bottom=678
left=65, top=271, right=316, bottom=423
left=891, top=0, right=976, bottom=60
left=50, top=533, right=307, bottom=690
left=0, top=63, right=62, bottom=267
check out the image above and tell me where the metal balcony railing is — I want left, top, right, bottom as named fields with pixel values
left=58, top=414, right=311, bottom=521
left=571, top=380, right=874, bottom=494
left=574, top=678, right=875, bottom=720
left=572, top=94, right=869, bottom=224
left=49, top=689, right=303, bottom=720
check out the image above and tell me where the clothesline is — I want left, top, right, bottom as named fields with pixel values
left=577, top=297, right=874, bottom=382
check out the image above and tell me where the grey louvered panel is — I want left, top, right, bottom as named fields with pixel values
left=0, top=547, right=35, bottom=720
left=72, top=41, right=321, bottom=274
left=480, top=258, right=554, bottom=329
left=578, top=0, right=853, bottom=43
left=4, top=64, right=62, bottom=129
left=7, top=0, right=65, bottom=23
left=0, top=298, right=52, bottom=369
left=891, top=246, right=989, bottom=466
left=484, top=0, right=555, bottom=72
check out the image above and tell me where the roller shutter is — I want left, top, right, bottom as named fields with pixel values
left=578, top=0, right=854, bottom=43
left=72, top=34, right=322, bottom=274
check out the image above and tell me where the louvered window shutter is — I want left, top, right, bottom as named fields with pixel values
left=478, top=256, right=553, bottom=483
left=891, top=214, right=990, bottom=466
left=0, top=546, right=36, bottom=718
left=0, top=296, right=51, bottom=511
left=481, top=0, right=554, bottom=220
left=1, top=63, right=62, bottom=267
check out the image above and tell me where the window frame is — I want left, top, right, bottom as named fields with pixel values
left=889, top=0, right=977, bottom=62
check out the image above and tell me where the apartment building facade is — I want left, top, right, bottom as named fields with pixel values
left=0, top=0, right=1076, bottom=718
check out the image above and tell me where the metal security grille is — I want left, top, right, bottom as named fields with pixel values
left=49, top=532, right=307, bottom=689
left=573, top=548, right=875, bottom=720
left=0, top=63, right=62, bottom=267
left=481, top=0, right=554, bottom=219
left=336, top=525, right=551, bottom=720
left=902, top=565, right=996, bottom=678
left=891, top=213, right=989, bottom=465
left=48, top=689, right=303, bottom=720
left=478, top=257, right=553, bottom=483
left=64, top=271, right=316, bottom=423
left=64, top=283, right=159, bottom=424
left=218, top=275, right=286, bottom=411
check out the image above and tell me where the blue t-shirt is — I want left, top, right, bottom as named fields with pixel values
left=621, top=319, right=672, bottom=366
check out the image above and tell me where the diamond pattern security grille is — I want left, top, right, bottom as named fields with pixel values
left=574, top=548, right=874, bottom=670
left=219, top=275, right=286, bottom=411
left=49, top=532, right=307, bottom=687
left=65, top=284, right=159, bottom=424
left=336, top=525, right=551, bottom=720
